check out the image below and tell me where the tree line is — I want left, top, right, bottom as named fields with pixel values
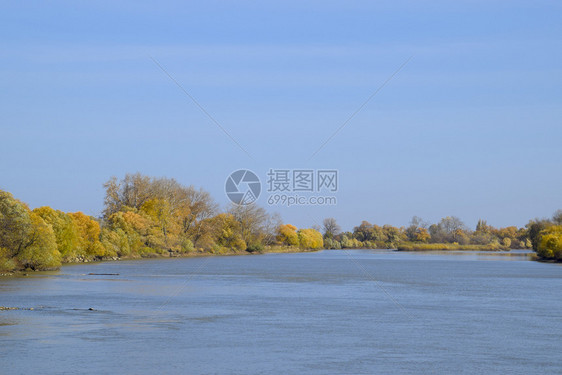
left=0, top=173, right=324, bottom=272
left=319, top=212, right=562, bottom=261
left=1, top=173, right=561, bottom=272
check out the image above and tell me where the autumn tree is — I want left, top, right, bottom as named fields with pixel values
left=297, top=228, right=324, bottom=249
left=0, top=191, right=35, bottom=259
left=103, top=173, right=153, bottom=217
left=34, top=206, right=80, bottom=261
left=210, top=213, right=246, bottom=251
left=0, top=191, right=61, bottom=271
left=537, top=225, right=562, bottom=260
left=102, top=210, right=152, bottom=256
left=383, top=224, right=404, bottom=248
left=277, top=224, right=299, bottom=246
left=17, top=213, right=61, bottom=270
left=475, top=219, right=491, bottom=234
left=405, top=216, right=427, bottom=242
left=69, top=212, right=106, bottom=258
left=140, top=198, right=178, bottom=250
left=414, top=227, right=430, bottom=242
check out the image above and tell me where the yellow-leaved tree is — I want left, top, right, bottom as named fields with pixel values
left=17, top=213, right=61, bottom=270
left=210, top=213, right=246, bottom=251
left=297, top=228, right=324, bottom=249
left=0, top=191, right=61, bottom=271
left=33, top=206, right=80, bottom=261
left=69, top=212, right=106, bottom=259
left=276, top=224, right=299, bottom=246
left=537, top=226, right=562, bottom=261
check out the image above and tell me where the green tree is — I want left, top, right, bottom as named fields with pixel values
left=526, top=219, right=552, bottom=251
left=383, top=225, right=404, bottom=248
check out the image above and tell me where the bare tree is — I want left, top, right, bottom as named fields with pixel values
left=322, top=217, right=341, bottom=238
left=228, top=203, right=270, bottom=245
left=553, top=209, right=562, bottom=225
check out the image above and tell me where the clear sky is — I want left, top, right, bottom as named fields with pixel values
left=1, top=1, right=561, bottom=231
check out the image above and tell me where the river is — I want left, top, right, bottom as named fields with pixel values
left=1, top=249, right=560, bottom=374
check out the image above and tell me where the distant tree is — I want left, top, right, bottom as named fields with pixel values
left=433, top=216, right=468, bottom=243
left=552, top=210, right=562, bottom=225
left=353, top=221, right=374, bottom=241
left=383, top=225, right=404, bottom=248
left=405, top=216, right=427, bottom=242
left=414, top=227, right=430, bottom=242
left=322, top=218, right=341, bottom=238
left=537, top=225, right=562, bottom=260
left=526, top=219, right=552, bottom=251
left=429, top=224, right=445, bottom=243
left=410, top=216, right=428, bottom=228
left=475, top=219, right=491, bottom=233
left=440, top=216, right=466, bottom=234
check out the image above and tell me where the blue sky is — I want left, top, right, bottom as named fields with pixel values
left=1, top=1, right=561, bottom=230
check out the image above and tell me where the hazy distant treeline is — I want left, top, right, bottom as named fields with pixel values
left=321, top=214, right=562, bottom=261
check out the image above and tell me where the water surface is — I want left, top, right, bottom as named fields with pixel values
left=1, top=250, right=560, bottom=374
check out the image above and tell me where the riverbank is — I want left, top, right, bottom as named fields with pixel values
left=0, top=245, right=320, bottom=277
left=396, top=243, right=509, bottom=251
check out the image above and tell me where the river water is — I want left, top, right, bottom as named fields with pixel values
left=0, top=250, right=560, bottom=374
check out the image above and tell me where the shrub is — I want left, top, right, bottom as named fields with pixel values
left=180, top=238, right=195, bottom=253
left=246, top=243, right=265, bottom=253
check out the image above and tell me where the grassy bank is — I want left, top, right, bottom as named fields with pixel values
left=396, top=243, right=507, bottom=251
